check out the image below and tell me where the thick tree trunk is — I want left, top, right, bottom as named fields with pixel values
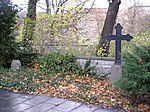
left=22, top=0, right=38, bottom=42
left=96, top=0, right=121, bottom=57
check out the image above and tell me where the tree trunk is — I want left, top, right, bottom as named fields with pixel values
left=22, top=0, right=38, bottom=42
left=45, top=0, right=50, bottom=14
left=96, top=0, right=121, bottom=57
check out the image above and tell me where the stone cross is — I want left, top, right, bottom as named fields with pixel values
left=106, top=23, right=133, bottom=65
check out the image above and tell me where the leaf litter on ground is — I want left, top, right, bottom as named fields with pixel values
left=0, top=69, right=149, bottom=112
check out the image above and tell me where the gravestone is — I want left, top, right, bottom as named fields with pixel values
left=106, top=23, right=133, bottom=84
left=11, top=60, right=21, bottom=70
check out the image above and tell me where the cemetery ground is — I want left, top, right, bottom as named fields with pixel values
left=1, top=1, right=150, bottom=112
left=0, top=64, right=149, bottom=112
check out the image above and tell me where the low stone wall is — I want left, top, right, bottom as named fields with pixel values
left=76, top=56, right=115, bottom=75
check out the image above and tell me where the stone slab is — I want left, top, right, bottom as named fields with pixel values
left=71, top=104, right=98, bottom=112
left=0, top=98, right=25, bottom=109
left=52, top=100, right=81, bottom=112
left=23, top=102, right=55, bottom=112
left=46, top=109, right=65, bottom=112
left=46, top=97, right=66, bottom=106
left=110, top=64, right=122, bottom=85
left=23, top=95, right=50, bottom=105
left=0, top=90, right=22, bottom=100
left=20, top=94, right=36, bottom=100
left=5, top=103, right=32, bottom=112
left=94, top=108, right=117, bottom=112
left=76, top=59, right=114, bottom=75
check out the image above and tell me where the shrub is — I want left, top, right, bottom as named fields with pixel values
left=115, top=44, right=150, bottom=94
left=37, top=52, right=96, bottom=76
left=0, top=0, right=18, bottom=67
left=37, top=52, right=76, bottom=74
left=14, top=42, right=39, bottom=66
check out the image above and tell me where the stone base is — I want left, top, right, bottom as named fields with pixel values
left=110, top=64, right=122, bottom=85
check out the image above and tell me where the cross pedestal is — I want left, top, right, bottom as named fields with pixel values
left=105, top=23, right=133, bottom=84
left=110, top=64, right=122, bottom=85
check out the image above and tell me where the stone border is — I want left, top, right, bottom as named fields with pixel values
left=75, top=56, right=114, bottom=75
left=76, top=56, right=115, bottom=61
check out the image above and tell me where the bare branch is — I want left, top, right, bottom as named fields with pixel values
left=55, top=0, right=68, bottom=14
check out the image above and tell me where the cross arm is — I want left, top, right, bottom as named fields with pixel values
left=105, top=34, right=133, bottom=41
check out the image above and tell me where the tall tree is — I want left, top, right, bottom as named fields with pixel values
left=0, top=0, right=18, bottom=67
left=22, top=0, right=38, bottom=43
left=96, top=0, right=121, bottom=56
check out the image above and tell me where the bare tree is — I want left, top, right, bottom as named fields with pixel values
left=96, top=0, right=121, bottom=56
left=45, top=0, right=95, bottom=14
left=45, top=0, right=69, bottom=14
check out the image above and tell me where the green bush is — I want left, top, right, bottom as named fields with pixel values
left=14, top=42, right=39, bottom=66
left=0, top=0, right=18, bottom=67
left=37, top=52, right=76, bottom=74
left=115, top=44, right=150, bottom=94
left=37, top=52, right=96, bottom=76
